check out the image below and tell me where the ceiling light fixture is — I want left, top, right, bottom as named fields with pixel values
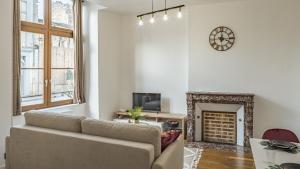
left=163, top=11, right=168, bottom=21
left=163, top=0, right=168, bottom=21
left=177, top=7, right=183, bottom=18
left=137, top=0, right=184, bottom=25
left=150, top=14, right=155, bottom=24
left=149, top=0, right=155, bottom=24
left=138, top=16, right=144, bottom=26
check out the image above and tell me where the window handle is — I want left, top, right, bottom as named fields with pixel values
left=45, top=80, right=48, bottom=87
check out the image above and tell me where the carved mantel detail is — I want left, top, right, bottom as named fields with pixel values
left=186, top=92, right=255, bottom=147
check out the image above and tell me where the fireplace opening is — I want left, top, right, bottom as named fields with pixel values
left=202, top=111, right=237, bottom=145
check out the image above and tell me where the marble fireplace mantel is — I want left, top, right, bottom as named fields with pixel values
left=187, top=92, right=255, bottom=147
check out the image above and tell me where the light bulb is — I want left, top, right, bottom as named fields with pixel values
left=163, top=11, right=168, bottom=21
left=177, top=8, right=183, bottom=18
left=150, top=15, right=155, bottom=24
left=138, top=18, right=144, bottom=26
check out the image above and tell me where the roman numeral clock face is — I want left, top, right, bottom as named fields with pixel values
left=209, top=26, right=235, bottom=51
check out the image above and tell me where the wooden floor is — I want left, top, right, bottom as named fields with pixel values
left=198, top=149, right=254, bottom=169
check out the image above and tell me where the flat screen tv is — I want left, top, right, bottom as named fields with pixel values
left=133, top=93, right=161, bottom=112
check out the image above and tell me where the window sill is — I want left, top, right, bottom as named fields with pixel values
left=21, top=103, right=86, bottom=114
left=14, top=103, right=87, bottom=126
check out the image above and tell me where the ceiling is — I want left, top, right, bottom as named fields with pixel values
left=90, top=0, right=244, bottom=14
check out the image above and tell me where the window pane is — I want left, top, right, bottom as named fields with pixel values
left=21, top=70, right=44, bottom=106
left=51, top=35, right=74, bottom=102
left=51, top=69, right=74, bottom=102
left=21, top=32, right=45, bottom=106
left=21, top=32, right=44, bottom=68
left=51, top=36, right=74, bottom=68
left=52, top=0, right=74, bottom=29
left=20, top=0, right=44, bottom=24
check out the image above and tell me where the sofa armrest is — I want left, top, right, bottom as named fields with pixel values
left=152, top=134, right=184, bottom=169
left=5, top=136, right=9, bottom=169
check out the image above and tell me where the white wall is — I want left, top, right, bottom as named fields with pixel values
left=117, top=0, right=300, bottom=138
left=188, top=0, right=300, bottom=138
left=0, top=0, right=13, bottom=167
left=83, top=1, right=101, bottom=119
left=98, top=11, right=121, bottom=120
left=119, top=10, right=189, bottom=114
left=83, top=2, right=122, bottom=120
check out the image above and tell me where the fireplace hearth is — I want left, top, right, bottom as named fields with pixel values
left=187, top=92, right=255, bottom=147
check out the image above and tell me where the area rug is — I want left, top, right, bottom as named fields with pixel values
left=184, top=147, right=203, bottom=169
left=186, top=142, right=251, bottom=153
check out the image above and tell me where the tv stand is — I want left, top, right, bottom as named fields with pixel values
left=115, top=111, right=186, bottom=137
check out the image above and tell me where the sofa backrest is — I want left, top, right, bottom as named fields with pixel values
left=82, top=119, right=162, bottom=158
left=8, top=126, right=155, bottom=169
left=24, top=111, right=86, bottom=133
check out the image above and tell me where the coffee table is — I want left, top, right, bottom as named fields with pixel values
left=113, top=118, right=164, bottom=131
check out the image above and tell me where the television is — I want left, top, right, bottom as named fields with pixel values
left=133, top=93, right=161, bottom=112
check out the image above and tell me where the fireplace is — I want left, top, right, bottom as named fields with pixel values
left=187, top=92, right=255, bottom=147
left=202, top=111, right=237, bottom=144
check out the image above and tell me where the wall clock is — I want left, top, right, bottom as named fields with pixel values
left=209, top=26, right=235, bottom=51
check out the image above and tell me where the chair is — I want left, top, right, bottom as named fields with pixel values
left=262, top=128, right=300, bottom=143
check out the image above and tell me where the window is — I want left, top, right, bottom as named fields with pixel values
left=20, top=0, right=74, bottom=111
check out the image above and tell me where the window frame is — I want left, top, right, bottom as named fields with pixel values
left=21, top=0, right=74, bottom=112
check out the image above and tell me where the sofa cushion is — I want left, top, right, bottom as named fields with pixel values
left=24, top=111, right=86, bottom=133
left=82, top=119, right=162, bottom=158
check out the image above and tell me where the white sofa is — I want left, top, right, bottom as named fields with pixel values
left=5, top=112, right=184, bottom=169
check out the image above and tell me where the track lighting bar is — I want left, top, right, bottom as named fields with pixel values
left=137, top=5, right=185, bottom=18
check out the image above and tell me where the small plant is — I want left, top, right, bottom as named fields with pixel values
left=128, top=107, right=143, bottom=121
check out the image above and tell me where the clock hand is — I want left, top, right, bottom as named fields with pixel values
left=224, top=39, right=233, bottom=44
left=224, top=38, right=233, bottom=42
